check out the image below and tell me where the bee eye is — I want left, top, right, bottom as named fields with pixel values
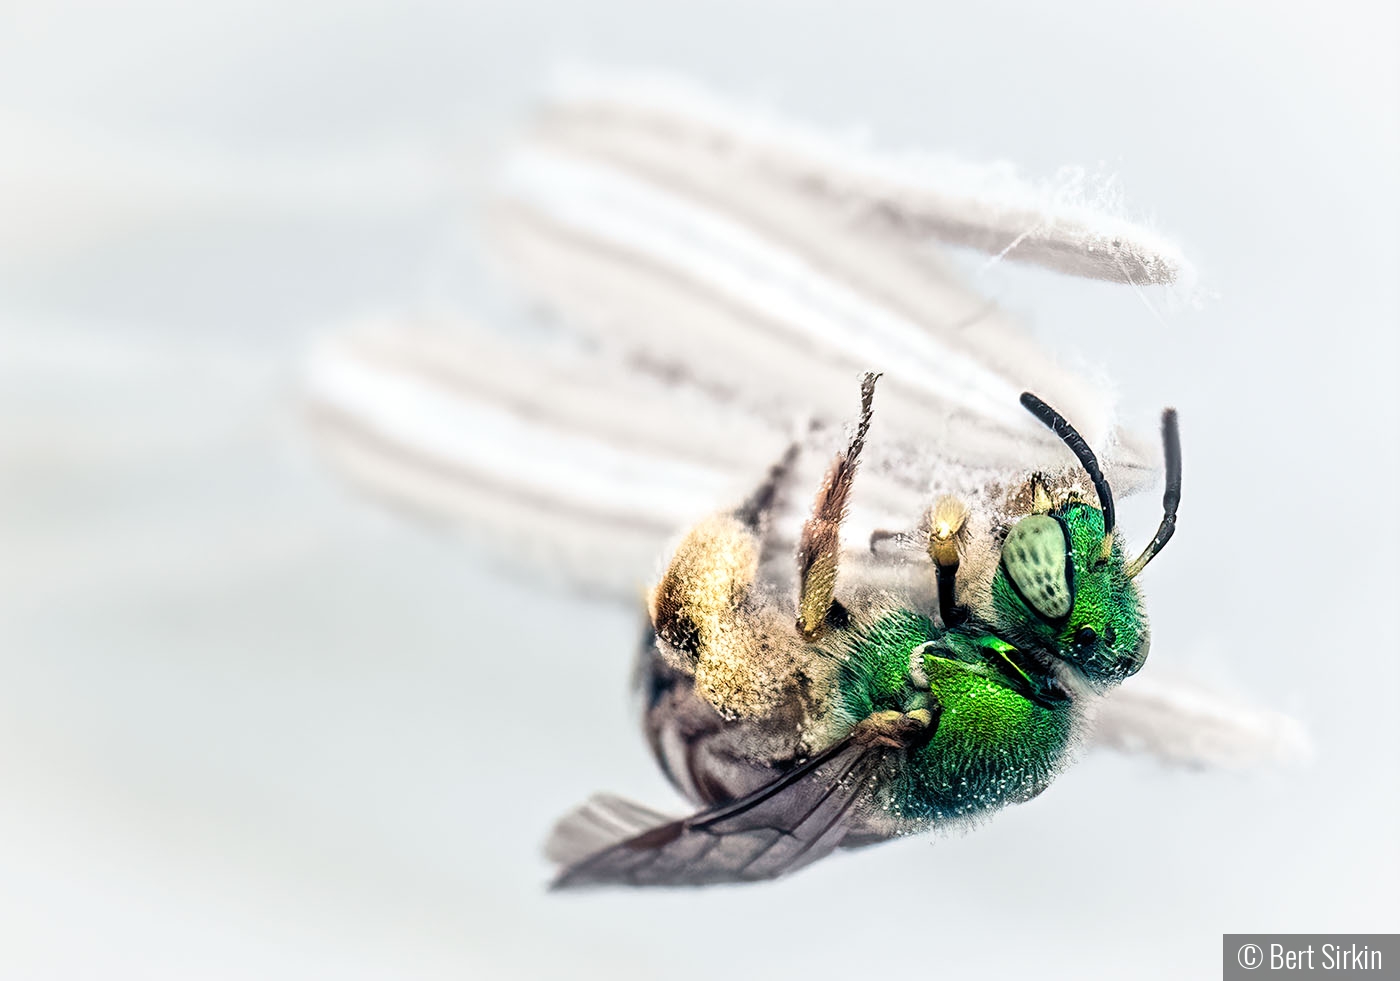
left=1001, top=515, right=1073, bottom=621
left=1075, top=626, right=1098, bottom=646
left=1103, top=624, right=1117, bottom=646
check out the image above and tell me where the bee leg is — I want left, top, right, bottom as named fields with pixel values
left=649, top=514, right=759, bottom=667
left=733, top=440, right=801, bottom=539
left=859, top=697, right=941, bottom=749
left=1028, top=472, right=1055, bottom=514
left=868, top=528, right=916, bottom=554
left=661, top=438, right=801, bottom=654
left=926, top=495, right=970, bottom=628
left=796, top=372, right=878, bottom=641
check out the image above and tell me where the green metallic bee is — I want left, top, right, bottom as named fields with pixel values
left=304, top=77, right=1291, bottom=891
left=546, top=376, right=1181, bottom=887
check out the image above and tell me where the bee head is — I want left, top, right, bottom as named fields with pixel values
left=990, top=395, right=1181, bottom=688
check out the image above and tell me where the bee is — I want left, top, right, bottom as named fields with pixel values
left=543, top=375, right=1181, bottom=887
left=305, top=72, right=1306, bottom=890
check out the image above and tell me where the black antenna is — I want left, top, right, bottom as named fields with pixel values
left=1019, top=392, right=1115, bottom=536
left=1125, top=408, right=1181, bottom=578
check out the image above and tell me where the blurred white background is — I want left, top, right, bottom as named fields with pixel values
left=2, top=1, right=1397, bottom=978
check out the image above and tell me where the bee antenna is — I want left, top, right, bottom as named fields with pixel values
left=1124, top=408, right=1181, bottom=579
left=1019, top=392, right=1115, bottom=537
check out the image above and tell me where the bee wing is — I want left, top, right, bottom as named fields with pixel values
left=1089, top=673, right=1311, bottom=768
left=543, top=793, right=675, bottom=866
left=549, top=733, right=893, bottom=888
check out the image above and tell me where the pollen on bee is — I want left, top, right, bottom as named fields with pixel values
left=927, top=496, right=970, bottom=568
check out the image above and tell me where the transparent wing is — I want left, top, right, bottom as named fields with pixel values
left=543, top=793, right=675, bottom=867
left=549, top=731, right=894, bottom=888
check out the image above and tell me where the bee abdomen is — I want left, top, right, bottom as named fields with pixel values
left=647, top=512, right=824, bottom=721
left=636, top=629, right=802, bottom=808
